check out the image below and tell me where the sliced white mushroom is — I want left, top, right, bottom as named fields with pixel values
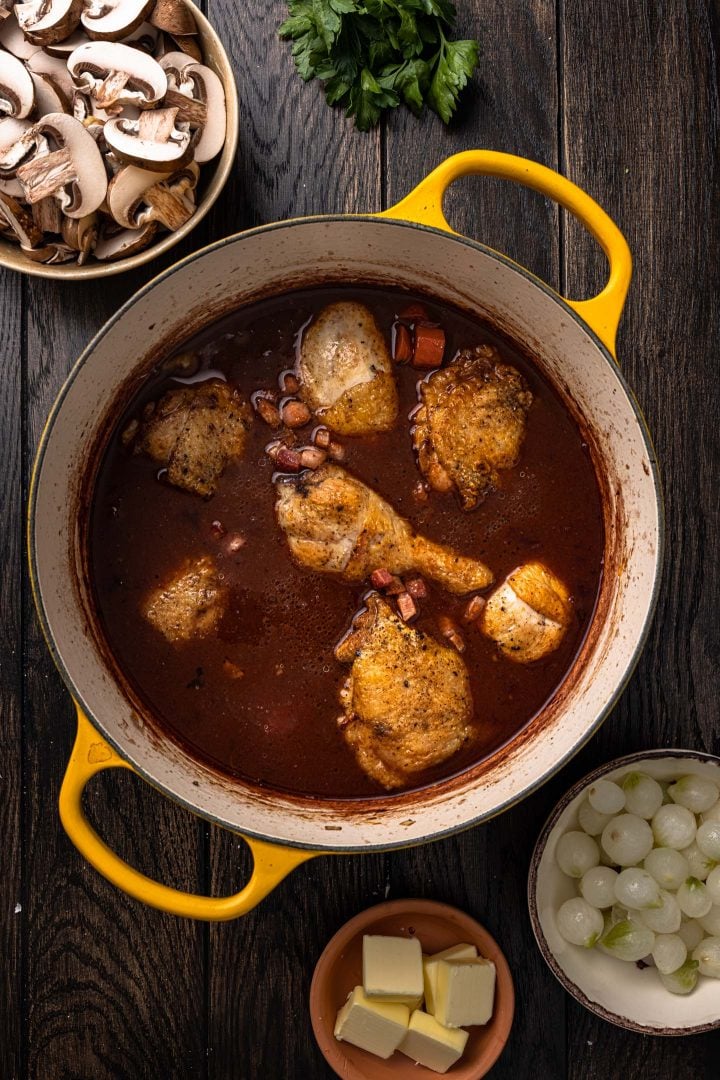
left=0, top=189, right=43, bottom=246
left=16, top=112, right=107, bottom=216
left=32, top=194, right=63, bottom=232
left=15, top=0, right=83, bottom=46
left=22, top=238, right=76, bottom=262
left=0, top=121, right=46, bottom=177
left=0, top=51, right=36, bottom=118
left=0, top=115, right=31, bottom=153
left=0, top=13, right=43, bottom=60
left=61, top=210, right=98, bottom=261
left=0, top=0, right=12, bottom=20
left=44, top=29, right=90, bottom=57
left=107, top=159, right=197, bottom=228
left=68, top=40, right=167, bottom=109
left=81, top=0, right=155, bottom=42
left=150, top=0, right=197, bottom=37
left=103, top=107, right=191, bottom=170
left=30, top=71, right=71, bottom=116
left=181, top=64, right=225, bottom=162
left=94, top=218, right=156, bottom=259
left=27, top=49, right=76, bottom=100
left=121, top=19, right=159, bottom=53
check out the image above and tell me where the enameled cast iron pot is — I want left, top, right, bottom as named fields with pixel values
left=28, top=151, right=663, bottom=920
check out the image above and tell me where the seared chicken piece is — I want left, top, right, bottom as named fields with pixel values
left=298, top=301, right=399, bottom=435
left=413, top=345, right=533, bottom=509
left=480, top=561, right=572, bottom=663
left=275, top=463, right=493, bottom=594
left=133, top=379, right=252, bottom=497
left=142, top=556, right=228, bottom=644
left=336, top=594, right=473, bottom=788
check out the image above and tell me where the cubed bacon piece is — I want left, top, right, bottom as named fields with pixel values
left=396, top=592, right=417, bottom=622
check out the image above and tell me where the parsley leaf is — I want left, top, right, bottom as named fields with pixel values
left=278, top=0, right=479, bottom=130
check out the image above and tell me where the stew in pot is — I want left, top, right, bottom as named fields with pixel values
left=89, top=287, right=604, bottom=798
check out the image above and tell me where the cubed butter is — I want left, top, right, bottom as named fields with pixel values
left=400, top=1009, right=469, bottom=1074
left=362, top=934, right=423, bottom=1006
left=333, top=986, right=409, bottom=1059
left=423, top=943, right=478, bottom=1015
left=435, top=957, right=496, bottom=1028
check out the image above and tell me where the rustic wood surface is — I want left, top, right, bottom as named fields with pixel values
left=1, top=1, right=718, bottom=1076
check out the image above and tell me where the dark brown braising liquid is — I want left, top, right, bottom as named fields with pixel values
left=89, top=288, right=604, bottom=798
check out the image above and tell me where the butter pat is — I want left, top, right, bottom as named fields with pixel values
left=362, top=934, right=423, bottom=1006
left=423, top=943, right=478, bottom=1015
left=435, top=957, right=496, bottom=1028
left=333, top=986, right=409, bottom=1059
left=400, top=1009, right=469, bottom=1074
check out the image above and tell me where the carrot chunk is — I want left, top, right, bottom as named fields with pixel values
left=412, top=325, right=445, bottom=369
left=393, top=322, right=413, bottom=363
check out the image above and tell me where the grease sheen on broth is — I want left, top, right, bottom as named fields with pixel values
left=89, top=287, right=604, bottom=798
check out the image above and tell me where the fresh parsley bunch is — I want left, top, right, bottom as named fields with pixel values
left=278, top=1, right=480, bottom=131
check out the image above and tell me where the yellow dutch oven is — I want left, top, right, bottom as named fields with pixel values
left=28, top=151, right=663, bottom=920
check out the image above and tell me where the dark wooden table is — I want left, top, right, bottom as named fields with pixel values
left=2, top=2, right=719, bottom=1077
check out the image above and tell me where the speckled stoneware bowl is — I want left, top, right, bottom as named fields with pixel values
left=310, top=899, right=514, bottom=1079
left=0, top=0, right=238, bottom=280
left=529, top=749, right=720, bottom=1035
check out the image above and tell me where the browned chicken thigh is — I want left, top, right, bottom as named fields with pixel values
left=480, top=561, right=572, bottom=663
left=131, top=378, right=252, bottom=497
left=274, top=463, right=493, bottom=594
left=142, top=555, right=228, bottom=644
left=298, top=301, right=399, bottom=435
left=413, top=345, right=533, bottom=509
left=335, top=594, right=473, bottom=788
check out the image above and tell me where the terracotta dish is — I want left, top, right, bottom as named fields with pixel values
left=310, top=898, right=514, bottom=1078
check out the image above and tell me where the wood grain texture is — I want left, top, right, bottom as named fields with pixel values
left=21, top=263, right=210, bottom=1080
left=0, top=269, right=24, bottom=1080
left=2, top=1, right=719, bottom=1077
left=560, top=0, right=720, bottom=1075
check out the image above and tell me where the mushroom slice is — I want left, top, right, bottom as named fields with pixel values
left=27, top=49, right=76, bottom=100
left=0, top=122, right=46, bottom=177
left=0, top=190, right=43, bottom=247
left=32, top=194, right=63, bottom=232
left=0, top=51, right=36, bottom=119
left=164, top=62, right=225, bottom=162
left=15, top=0, right=83, bottom=45
left=0, top=0, right=12, bottom=19
left=0, top=13, right=43, bottom=60
left=120, top=19, right=159, bottom=53
left=103, top=107, right=192, bottom=170
left=44, top=29, right=90, bottom=57
left=29, top=71, right=71, bottom=116
left=150, top=0, right=197, bottom=37
left=168, top=34, right=201, bottom=61
left=16, top=113, right=106, bottom=216
left=0, top=117, right=32, bottom=193
left=22, top=239, right=76, bottom=262
left=68, top=41, right=167, bottom=109
left=61, top=210, right=98, bottom=262
left=94, top=219, right=156, bottom=259
left=158, top=50, right=195, bottom=79
left=81, top=0, right=154, bottom=42
left=107, top=160, right=197, bottom=228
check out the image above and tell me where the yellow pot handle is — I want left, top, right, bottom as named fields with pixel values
left=379, top=150, right=632, bottom=358
left=59, top=706, right=316, bottom=920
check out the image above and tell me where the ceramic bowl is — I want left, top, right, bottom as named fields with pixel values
left=0, top=0, right=238, bottom=280
left=310, top=898, right=514, bottom=1079
left=529, top=749, right=720, bottom=1035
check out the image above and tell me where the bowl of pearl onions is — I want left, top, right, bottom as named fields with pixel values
left=528, top=750, right=720, bottom=1035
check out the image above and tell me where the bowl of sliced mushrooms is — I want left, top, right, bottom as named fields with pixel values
left=0, top=0, right=237, bottom=276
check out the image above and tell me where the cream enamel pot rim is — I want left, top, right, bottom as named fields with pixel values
left=28, top=150, right=664, bottom=921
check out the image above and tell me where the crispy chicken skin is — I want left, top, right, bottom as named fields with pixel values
left=413, top=345, right=533, bottom=509
left=274, top=463, right=493, bottom=594
left=335, top=594, right=473, bottom=788
left=298, top=301, right=399, bottom=435
left=133, top=378, right=252, bottom=497
left=480, top=561, right=572, bottom=663
left=142, top=555, right=227, bottom=644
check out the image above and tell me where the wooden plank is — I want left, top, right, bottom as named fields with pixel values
left=561, top=0, right=720, bottom=1074
left=22, top=251, right=210, bottom=1077
left=383, top=4, right=564, bottom=1078
left=204, top=3, right=385, bottom=1077
left=0, top=268, right=24, bottom=1080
